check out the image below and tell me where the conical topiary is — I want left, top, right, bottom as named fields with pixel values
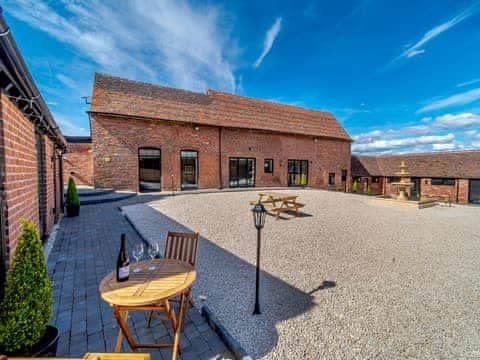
left=0, top=219, right=52, bottom=353
left=66, top=177, right=80, bottom=216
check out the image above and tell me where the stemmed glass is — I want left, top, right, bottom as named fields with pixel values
left=147, top=242, right=160, bottom=271
left=132, top=243, right=144, bottom=273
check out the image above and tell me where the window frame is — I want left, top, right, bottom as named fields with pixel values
left=431, top=178, right=455, bottom=186
left=264, top=158, right=274, bottom=173
left=328, top=172, right=336, bottom=186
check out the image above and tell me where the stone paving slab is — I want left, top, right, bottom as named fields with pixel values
left=47, top=196, right=234, bottom=360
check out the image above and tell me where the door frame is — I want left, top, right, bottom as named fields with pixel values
left=229, top=157, right=256, bottom=188
left=411, top=177, right=421, bottom=200
left=469, top=179, right=480, bottom=204
left=287, top=159, right=309, bottom=186
left=138, top=147, right=161, bottom=193
left=180, top=149, right=199, bottom=190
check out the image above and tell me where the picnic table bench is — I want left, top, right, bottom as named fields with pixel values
left=250, top=192, right=305, bottom=219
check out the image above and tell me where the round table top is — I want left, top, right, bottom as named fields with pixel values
left=99, top=259, right=196, bottom=307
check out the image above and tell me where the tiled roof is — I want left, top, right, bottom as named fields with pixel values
left=352, top=151, right=480, bottom=179
left=90, top=73, right=351, bottom=141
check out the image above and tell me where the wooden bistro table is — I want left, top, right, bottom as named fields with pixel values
left=99, top=259, right=196, bottom=360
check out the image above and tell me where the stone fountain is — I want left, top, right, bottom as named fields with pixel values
left=391, top=161, right=413, bottom=201
left=369, top=161, right=437, bottom=209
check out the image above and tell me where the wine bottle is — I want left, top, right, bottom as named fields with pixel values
left=116, top=233, right=130, bottom=282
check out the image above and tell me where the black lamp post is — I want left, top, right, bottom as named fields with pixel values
left=252, top=201, right=266, bottom=315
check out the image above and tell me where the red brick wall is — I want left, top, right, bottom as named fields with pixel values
left=64, top=141, right=93, bottom=186
left=92, top=115, right=220, bottom=191
left=92, top=114, right=351, bottom=191
left=220, top=128, right=351, bottom=190
left=44, top=136, right=56, bottom=233
left=458, top=180, right=469, bottom=204
left=365, top=176, right=470, bottom=204
left=0, top=94, right=39, bottom=260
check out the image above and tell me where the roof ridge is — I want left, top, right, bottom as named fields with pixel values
left=207, top=89, right=334, bottom=116
left=94, top=72, right=207, bottom=98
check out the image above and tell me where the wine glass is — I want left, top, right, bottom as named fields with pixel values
left=132, top=243, right=144, bottom=273
left=147, top=242, right=160, bottom=271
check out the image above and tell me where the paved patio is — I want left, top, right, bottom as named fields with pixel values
left=122, top=189, right=480, bottom=359
left=47, top=196, right=233, bottom=360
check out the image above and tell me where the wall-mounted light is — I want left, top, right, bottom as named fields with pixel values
left=104, top=156, right=111, bottom=162
left=314, top=138, right=318, bottom=143
left=194, top=125, right=200, bottom=131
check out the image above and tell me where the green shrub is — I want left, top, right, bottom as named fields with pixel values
left=352, top=180, right=358, bottom=193
left=367, top=185, right=373, bottom=195
left=0, top=220, right=52, bottom=353
left=66, top=177, right=79, bottom=207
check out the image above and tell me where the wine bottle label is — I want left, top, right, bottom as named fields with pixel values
left=119, top=266, right=129, bottom=278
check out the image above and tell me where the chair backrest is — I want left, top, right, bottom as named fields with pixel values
left=164, top=231, right=199, bottom=267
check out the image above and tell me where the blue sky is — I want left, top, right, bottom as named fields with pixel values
left=3, top=0, right=480, bottom=154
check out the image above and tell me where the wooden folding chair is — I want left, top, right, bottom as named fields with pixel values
left=146, top=231, right=199, bottom=328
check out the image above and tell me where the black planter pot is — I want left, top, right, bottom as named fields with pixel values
left=66, top=204, right=80, bottom=217
left=1, top=325, right=59, bottom=357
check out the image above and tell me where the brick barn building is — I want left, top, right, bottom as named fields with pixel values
left=0, top=9, right=66, bottom=295
left=89, top=74, right=352, bottom=192
left=351, top=151, right=480, bottom=204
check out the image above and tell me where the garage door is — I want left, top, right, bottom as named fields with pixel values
left=469, top=180, right=480, bottom=204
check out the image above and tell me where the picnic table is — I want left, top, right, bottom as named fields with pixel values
left=99, top=259, right=196, bottom=360
left=250, top=192, right=305, bottom=219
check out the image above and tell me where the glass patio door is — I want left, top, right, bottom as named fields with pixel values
left=229, top=158, right=255, bottom=187
left=469, top=180, right=480, bottom=204
left=288, top=160, right=308, bottom=186
left=139, top=148, right=161, bottom=192
left=181, top=151, right=198, bottom=189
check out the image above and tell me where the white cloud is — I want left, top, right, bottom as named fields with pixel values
left=6, top=0, right=237, bottom=92
left=457, top=78, right=480, bottom=87
left=391, top=4, right=479, bottom=63
left=253, top=17, right=282, bottom=68
left=417, top=88, right=480, bottom=113
left=352, top=133, right=455, bottom=153
left=433, top=112, right=480, bottom=128
left=465, top=130, right=478, bottom=138
left=55, top=115, right=88, bottom=136
left=406, top=49, right=425, bottom=58
left=432, top=143, right=456, bottom=151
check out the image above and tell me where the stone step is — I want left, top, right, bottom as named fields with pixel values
left=79, top=191, right=136, bottom=205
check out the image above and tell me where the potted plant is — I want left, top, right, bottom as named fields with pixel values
left=367, top=185, right=373, bottom=196
left=66, top=177, right=80, bottom=217
left=0, top=220, right=58, bottom=356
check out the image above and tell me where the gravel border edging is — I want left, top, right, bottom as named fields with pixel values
left=201, top=306, right=253, bottom=360
left=121, top=209, right=252, bottom=360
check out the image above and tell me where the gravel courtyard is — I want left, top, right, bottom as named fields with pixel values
left=122, top=189, right=480, bottom=359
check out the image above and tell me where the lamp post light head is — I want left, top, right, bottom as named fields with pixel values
left=252, top=201, right=266, bottom=230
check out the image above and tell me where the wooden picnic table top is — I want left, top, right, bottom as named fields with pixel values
left=99, top=259, right=196, bottom=307
left=257, top=192, right=298, bottom=200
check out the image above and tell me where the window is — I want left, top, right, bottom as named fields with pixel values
left=387, top=176, right=400, bottom=183
left=328, top=173, right=335, bottom=185
left=341, top=169, right=347, bottom=182
left=431, top=178, right=455, bottom=186
left=264, top=159, right=273, bottom=173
